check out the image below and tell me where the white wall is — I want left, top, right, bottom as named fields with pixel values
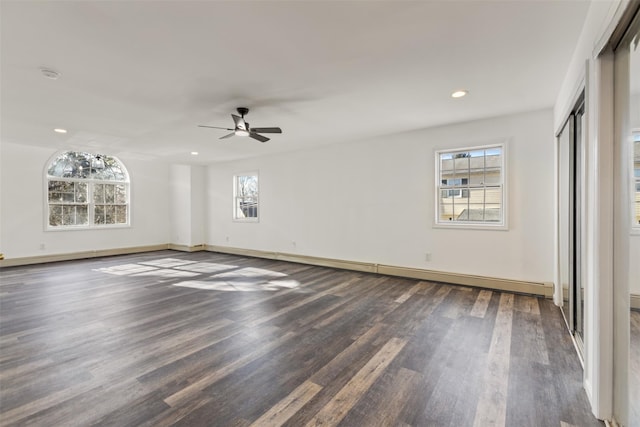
left=0, top=141, right=170, bottom=259
left=169, top=164, right=205, bottom=247
left=207, top=109, right=555, bottom=284
left=170, top=165, right=192, bottom=246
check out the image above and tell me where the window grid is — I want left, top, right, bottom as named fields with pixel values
left=46, top=152, right=129, bottom=229
left=436, top=144, right=505, bottom=226
left=234, top=174, right=259, bottom=221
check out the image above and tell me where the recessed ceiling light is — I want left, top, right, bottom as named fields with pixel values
left=451, top=90, right=468, bottom=98
left=40, top=68, right=61, bottom=80
left=53, top=128, right=67, bottom=134
left=191, top=151, right=199, bottom=155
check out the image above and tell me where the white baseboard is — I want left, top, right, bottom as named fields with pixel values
left=631, top=293, right=640, bottom=310
left=168, top=243, right=207, bottom=252
left=0, top=244, right=169, bottom=267
left=206, top=245, right=552, bottom=297
left=377, top=264, right=554, bottom=297
left=0, top=243, right=560, bottom=298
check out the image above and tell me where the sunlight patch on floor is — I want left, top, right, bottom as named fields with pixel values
left=173, top=279, right=300, bottom=292
left=94, top=258, right=296, bottom=291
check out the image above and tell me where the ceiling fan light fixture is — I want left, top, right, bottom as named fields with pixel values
left=235, top=129, right=250, bottom=137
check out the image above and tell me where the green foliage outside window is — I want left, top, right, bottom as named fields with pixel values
left=46, top=151, right=129, bottom=228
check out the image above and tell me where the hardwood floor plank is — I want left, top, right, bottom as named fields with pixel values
left=309, top=322, right=389, bottom=387
left=394, top=281, right=424, bottom=304
left=139, top=395, right=214, bottom=427
left=342, top=366, right=422, bottom=427
left=470, top=289, right=493, bottom=318
left=304, top=337, right=406, bottom=427
left=514, top=294, right=541, bottom=315
left=249, top=380, right=322, bottom=427
left=163, top=331, right=296, bottom=407
left=473, top=292, right=514, bottom=427
left=511, top=310, right=550, bottom=365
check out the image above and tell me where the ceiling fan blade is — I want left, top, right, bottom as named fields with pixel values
left=219, top=132, right=235, bottom=139
left=232, top=114, right=247, bottom=130
left=249, top=127, right=282, bottom=134
left=198, top=125, right=234, bottom=130
left=249, top=132, right=269, bottom=143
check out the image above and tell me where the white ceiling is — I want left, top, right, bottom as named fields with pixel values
left=1, top=0, right=590, bottom=164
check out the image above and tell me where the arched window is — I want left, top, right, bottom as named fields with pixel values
left=46, top=151, right=130, bottom=228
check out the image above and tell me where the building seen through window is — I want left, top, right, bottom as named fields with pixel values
left=436, top=145, right=505, bottom=226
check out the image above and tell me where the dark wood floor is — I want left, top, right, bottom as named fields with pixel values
left=0, top=250, right=602, bottom=427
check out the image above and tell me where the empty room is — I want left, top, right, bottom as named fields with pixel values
left=1, top=1, right=638, bottom=426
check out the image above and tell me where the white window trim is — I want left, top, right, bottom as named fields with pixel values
left=43, top=152, right=131, bottom=231
left=433, top=142, right=508, bottom=230
left=233, top=171, right=259, bottom=223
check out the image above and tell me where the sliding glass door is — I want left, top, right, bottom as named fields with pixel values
left=557, top=94, right=585, bottom=353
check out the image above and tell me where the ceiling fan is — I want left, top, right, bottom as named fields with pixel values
left=198, top=107, right=282, bottom=143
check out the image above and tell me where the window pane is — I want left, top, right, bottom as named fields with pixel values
left=115, top=205, right=127, bottom=224
left=115, top=185, right=127, bottom=204
left=238, top=198, right=258, bottom=218
left=77, top=206, right=88, bottom=225
left=94, top=184, right=104, bottom=203
left=454, top=155, right=470, bottom=175
left=49, top=206, right=62, bottom=226
left=62, top=206, right=75, bottom=225
left=95, top=206, right=105, bottom=224
left=486, top=152, right=502, bottom=169
left=469, top=173, right=484, bottom=185
left=484, top=169, right=502, bottom=185
left=105, top=205, right=115, bottom=224
left=75, top=183, right=87, bottom=203
left=440, top=156, right=454, bottom=172
left=440, top=199, right=454, bottom=222
left=62, top=192, right=75, bottom=203
left=105, top=185, right=115, bottom=204
left=469, top=155, right=485, bottom=170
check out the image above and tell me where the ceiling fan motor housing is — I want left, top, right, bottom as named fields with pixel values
left=237, top=107, right=249, bottom=117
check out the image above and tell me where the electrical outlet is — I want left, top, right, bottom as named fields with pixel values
left=425, top=253, right=432, bottom=262
left=40, top=243, right=46, bottom=250
left=292, top=241, right=297, bottom=248
left=225, top=236, right=230, bottom=242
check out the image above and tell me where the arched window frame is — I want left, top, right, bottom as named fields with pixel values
left=44, top=151, right=131, bottom=230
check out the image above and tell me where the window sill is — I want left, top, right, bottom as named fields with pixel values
left=433, top=221, right=508, bottom=231
left=232, top=218, right=260, bottom=223
left=45, top=224, right=131, bottom=232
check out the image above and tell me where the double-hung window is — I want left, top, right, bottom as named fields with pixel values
left=233, top=173, right=259, bottom=221
left=46, top=151, right=130, bottom=229
left=435, top=144, right=506, bottom=227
